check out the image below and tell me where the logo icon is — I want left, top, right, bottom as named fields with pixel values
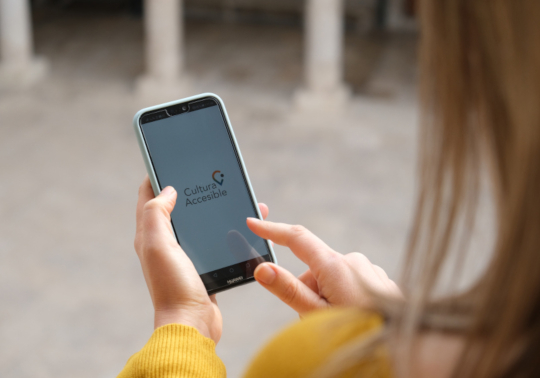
left=212, top=170, right=224, bottom=186
left=227, top=276, right=243, bottom=285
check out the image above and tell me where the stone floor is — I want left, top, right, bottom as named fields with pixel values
left=0, top=10, right=419, bottom=378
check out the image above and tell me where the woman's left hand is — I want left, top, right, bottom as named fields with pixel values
left=134, top=176, right=268, bottom=344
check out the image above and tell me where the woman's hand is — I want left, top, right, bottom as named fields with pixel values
left=247, top=219, right=402, bottom=316
left=134, top=177, right=269, bottom=344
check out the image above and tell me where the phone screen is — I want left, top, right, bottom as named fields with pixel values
left=139, top=97, right=272, bottom=292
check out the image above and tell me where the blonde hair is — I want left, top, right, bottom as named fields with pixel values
left=319, top=1, right=540, bottom=377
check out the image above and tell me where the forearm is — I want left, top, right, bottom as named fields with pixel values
left=117, top=324, right=226, bottom=378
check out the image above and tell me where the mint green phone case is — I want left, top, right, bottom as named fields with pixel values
left=132, top=92, right=278, bottom=266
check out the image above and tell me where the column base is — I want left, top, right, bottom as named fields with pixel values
left=135, top=75, right=192, bottom=105
left=387, top=0, right=418, bottom=31
left=293, top=85, right=351, bottom=113
left=0, top=57, right=48, bottom=89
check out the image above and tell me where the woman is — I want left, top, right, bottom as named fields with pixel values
left=118, top=1, right=540, bottom=377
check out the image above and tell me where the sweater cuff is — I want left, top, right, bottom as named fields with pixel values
left=118, top=324, right=226, bottom=378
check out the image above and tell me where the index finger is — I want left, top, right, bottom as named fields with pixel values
left=247, top=218, right=338, bottom=270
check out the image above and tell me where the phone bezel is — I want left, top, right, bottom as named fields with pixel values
left=133, top=93, right=277, bottom=295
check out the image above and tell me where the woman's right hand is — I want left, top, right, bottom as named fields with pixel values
left=247, top=218, right=402, bottom=316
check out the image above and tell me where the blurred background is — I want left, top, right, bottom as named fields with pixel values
left=0, top=0, right=419, bottom=377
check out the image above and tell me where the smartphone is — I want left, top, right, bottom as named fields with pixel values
left=133, top=93, right=277, bottom=294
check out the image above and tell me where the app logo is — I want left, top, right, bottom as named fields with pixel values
left=212, top=170, right=224, bottom=186
left=183, top=170, right=228, bottom=207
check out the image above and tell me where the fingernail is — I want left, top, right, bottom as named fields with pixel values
left=161, top=186, right=175, bottom=197
left=247, top=217, right=261, bottom=223
left=255, top=264, right=276, bottom=285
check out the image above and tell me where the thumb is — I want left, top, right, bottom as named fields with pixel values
left=141, top=186, right=178, bottom=235
left=156, top=186, right=177, bottom=213
left=254, top=263, right=328, bottom=315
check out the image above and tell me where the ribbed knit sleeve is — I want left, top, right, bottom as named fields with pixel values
left=117, top=324, right=226, bottom=378
left=243, top=309, right=391, bottom=378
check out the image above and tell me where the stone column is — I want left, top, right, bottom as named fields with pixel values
left=294, top=0, right=349, bottom=112
left=0, top=0, right=48, bottom=88
left=136, top=0, right=190, bottom=102
left=387, top=0, right=417, bottom=31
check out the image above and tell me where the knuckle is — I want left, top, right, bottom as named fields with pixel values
left=133, top=237, right=144, bottom=258
left=291, top=224, right=307, bottom=233
left=142, top=199, right=169, bottom=220
left=140, top=238, right=161, bottom=256
left=321, top=250, right=341, bottom=268
left=144, top=244, right=160, bottom=256
left=349, top=252, right=369, bottom=264
left=374, top=265, right=388, bottom=277
left=143, top=199, right=160, bottom=213
left=290, top=224, right=308, bottom=237
left=143, top=198, right=173, bottom=220
left=355, top=252, right=368, bottom=260
left=134, top=232, right=145, bottom=250
left=343, top=253, right=370, bottom=274
left=282, top=280, right=300, bottom=305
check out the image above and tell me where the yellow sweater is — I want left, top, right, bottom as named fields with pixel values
left=118, top=309, right=391, bottom=378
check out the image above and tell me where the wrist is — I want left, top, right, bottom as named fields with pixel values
left=154, top=308, right=212, bottom=340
